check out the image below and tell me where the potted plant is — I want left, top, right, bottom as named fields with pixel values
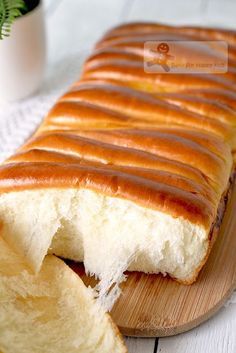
left=0, top=0, right=46, bottom=102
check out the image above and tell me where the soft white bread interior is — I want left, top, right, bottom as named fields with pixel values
left=0, top=188, right=209, bottom=307
left=0, top=237, right=127, bottom=353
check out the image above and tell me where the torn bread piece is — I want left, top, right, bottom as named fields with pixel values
left=0, top=160, right=228, bottom=297
left=0, top=237, right=127, bottom=353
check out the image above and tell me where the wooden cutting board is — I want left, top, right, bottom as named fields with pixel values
left=69, top=182, right=236, bottom=337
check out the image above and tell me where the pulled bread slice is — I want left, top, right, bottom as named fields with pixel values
left=0, top=237, right=127, bottom=353
left=0, top=156, right=230, bottom=295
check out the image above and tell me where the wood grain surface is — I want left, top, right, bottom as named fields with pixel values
left=69, top=181, right=236, bottom=337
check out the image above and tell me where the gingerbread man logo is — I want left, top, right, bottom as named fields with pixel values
left=147, top=42, right=174, bottom=72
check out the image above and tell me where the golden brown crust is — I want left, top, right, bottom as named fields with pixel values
left=100, top=22, right=236, bottom=46
left=0, top=22, right=235, bottom=284
left=14, top=132, right=216, bottom=189
left=38, top=126, right=231, bottom=162
left=82, top=61, right=236, bottom=93
left=38, top=129, right=228, bottom=188
left=0, top=162, right=214, bottom=228
left=7, top=149, right=217, bottom=204
left=62, top=81, right=235, bottom=144
left=178, top=170, right=236, bottom=285
left=84, top=49, right=236, bottom=78
left=156, top=93, right=236, bottom=125
left=181, top=88, right=236, bottom=110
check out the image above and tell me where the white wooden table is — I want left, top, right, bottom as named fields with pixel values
left=1, top=0, right=236, bottom=352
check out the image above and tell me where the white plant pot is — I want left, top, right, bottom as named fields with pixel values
left=0, top=2, right=46, bottom=103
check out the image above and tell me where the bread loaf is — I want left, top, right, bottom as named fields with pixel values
left=0, top=23, right=235, bottom=308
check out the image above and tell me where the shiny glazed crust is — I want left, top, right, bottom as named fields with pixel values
left=0, top=22, right=236, bottom=283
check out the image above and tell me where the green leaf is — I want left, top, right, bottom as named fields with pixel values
left=0, top=0, right=27, bottom=39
